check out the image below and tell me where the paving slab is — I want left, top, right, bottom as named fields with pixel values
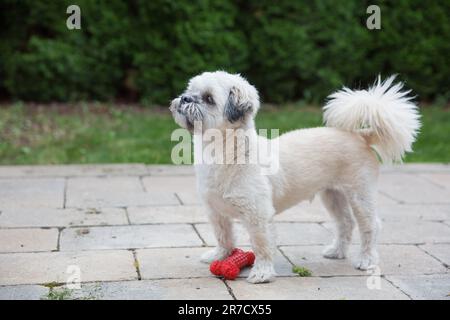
left=50, top=279, right=231, bottom=300
left=239, top=247, right=295, bottom=278
left=142, top=176, right=199, bottom=205
left=280, top=245, right=364, bottom=277
left=136, top=247, right=294, bottom=280
left=0, top=284, right=48, bottom=300
left=142, top=176, right=196, bottom=192
left=275, top=223, right=332, bottom=246
left=195, top=222, right=332, bottom=247
left=417, top=173, right=450, bottom=189
left=0, top=228, right=59, bottom=253
left=2, top=164, right=446, bottom=178
left=66, top=177, right=179, bottom=208
left=0, top=178, right=65, bottom=209
left=227, top=276, right=409, bottom=300
left=280, top=245, right=447, bottom=277
left=60, top=224, right=203, bottom=251
left=146, top=165, right=195, bottom=176
left=176, top=192, right=201, bottom=205
left=324, top=220, right=450, bottom=245
left=137, top=247, right=211, bottom=279
left=0, top=164, right=148, bottom=178
left=419, top=244, right=450, bottom=266
left=147, top=164, right=450, bottom=176
left=0, top=207, right=128, bottom=228
left=387, top=274, right=450, bottom=300
left=0, top=250, right=136, bottom=285
left=0, top=163, right=448, bottom=299
left=377, top=192, right=401, bottom=205
left=381, top=164, right=450, bottom=173
left=377, top=204, right=450, bottom=221
left=378, top=173, right=450, bottom=204
left=377, top=221, right=450, bottom=244
left=127, top=205, right=208, bottom=224
left=274, top=199, right=329, bottom=222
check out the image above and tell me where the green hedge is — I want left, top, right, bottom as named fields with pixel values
left=0, top=0, right=448, bottom=104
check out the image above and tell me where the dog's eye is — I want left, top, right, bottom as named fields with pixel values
left=203, top=94, right=214, bottom=105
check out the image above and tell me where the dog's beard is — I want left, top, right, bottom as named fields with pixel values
left=183, top=103, right=203, bottom=121
left=173, top=102, right=204, bottom=132
left=185, top=117, right=194, bottom=132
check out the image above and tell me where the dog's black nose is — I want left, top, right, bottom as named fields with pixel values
left=181, top=95, right=193, bottom=104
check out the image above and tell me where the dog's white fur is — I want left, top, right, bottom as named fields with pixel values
left=169, top=71, right=421, bottom=283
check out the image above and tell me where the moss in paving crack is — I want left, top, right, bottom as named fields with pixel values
left=43, top=282, right=64, bottom=289
left=76, top=228, right=90, bottom=236
left=85, top=208, right=102, bottom=215
left=292, top=265, right=312, bottom=277
left=44, top=287, right=73, bottom=300
left=42, top=284, right=101, bottom=300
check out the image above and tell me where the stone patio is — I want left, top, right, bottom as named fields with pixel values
left=0, top=164, right=449, bottom=300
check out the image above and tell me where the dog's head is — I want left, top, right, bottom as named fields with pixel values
left=169, top=71, right=260, bottom=132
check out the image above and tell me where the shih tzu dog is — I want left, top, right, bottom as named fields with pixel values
left=169, top=71, right=420, bottom=283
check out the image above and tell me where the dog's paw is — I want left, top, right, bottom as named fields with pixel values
left=354, top=252, right=379, bottom=270
left=200, top=247, right=230, bottom=264
left=246, top=260, right=276, bottom=284
left=322, top=244, right=346, bottom=259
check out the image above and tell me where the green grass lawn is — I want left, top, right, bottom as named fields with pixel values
left=0, top=103, right=448, bottom=165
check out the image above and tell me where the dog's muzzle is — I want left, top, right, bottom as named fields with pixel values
left=177, top=101, right=203, bottom=123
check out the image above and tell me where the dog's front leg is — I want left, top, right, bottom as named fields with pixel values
left=225, top=193, right=277, bottom=283
left=243, top=218, right=276, bottom=283
left=200, top=209, right=234, bottom=263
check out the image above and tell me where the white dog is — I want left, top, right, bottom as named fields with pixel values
left=169, top=71, right=420, bottom=283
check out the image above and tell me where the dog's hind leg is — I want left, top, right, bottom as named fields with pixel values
left=346, top=188, right=380, bottom=270
left=320, top=189, right=355, bottom=259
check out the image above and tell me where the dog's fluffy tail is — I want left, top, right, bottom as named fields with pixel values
left=323, top=75, right=421, bottom=163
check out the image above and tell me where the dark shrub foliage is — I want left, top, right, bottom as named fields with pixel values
left=0, top=0, right=448, bottom=104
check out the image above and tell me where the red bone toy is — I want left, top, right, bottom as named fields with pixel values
left=210, top=248, right=255, bottom=280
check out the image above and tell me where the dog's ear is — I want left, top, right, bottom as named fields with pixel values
left=225, top=86, right=259, bottom=123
